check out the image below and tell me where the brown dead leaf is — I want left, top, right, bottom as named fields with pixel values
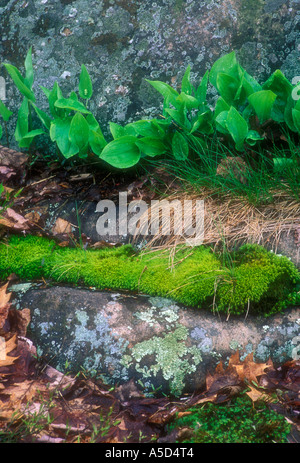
left=0, top=282, right=12, bottom=331
left=52, top=218, right=73, bottom=235
left=245, top=384, right=268, bottom=402
left=0, top=334, right=19, bottom=368
left=0, top=208, right=30, bottom=230
left=229, top=351, right=274, bottom=384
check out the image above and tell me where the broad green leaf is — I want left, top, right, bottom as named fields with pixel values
left=0, top=100, right=13, bottom=122
left=109, top=122, right=125, bottom=139
left=127, top=119, right=168, bottom=138
left=191, top=110, right=214, bottom=135
left=18, top=128, right=45, bottom=147
left=215, top=110, right=229, bottom=134
left=181, top=65, right=192, bottom=95
left=3, top=63, right=35, bottom=102
left=78, top=64, right=93, bottom=99
left=263, top=70, right=293, bottom=122
left=135, top=137, right=166, bottom=157
left=273, top=157, right=298, bottom=173
left=14, top=98, right=29, bottom=143
left=209, top=51, right=238, bottom=89
left=292, top=108, right=300, bottom=132
left=89, top=129, right=107, bottom=155
left=248, top=90, right=277, bottom=123
left=146, top=79, right=179, bottom=107
left=226, top=106, right=248, bottom=151
left=165, top=108, right=188, bottom=127
left=195, top=70, right=209, bottom=104
left=24, top=46, right=34, bottom=89
left=50, top=117, right=79, bottom=158
left=100, top=136, right=141, bottom=168
left=176, top=92, right=199, bottom=110
left=30, top=103, right=52, bottom=130
left=246, top=130, right=264, bottom=146
left=69, top=112, right=90, bottom=150
left=44, top=82, right=65, bottom=118
left=216, top=73, right=239, bottom=106
left=237, top=64, right=261, bottom=94
left=214, top=97, right=230, bottom=118
left=172, top=131, right=189, bottom=160
left=54, top=97, right=91, bottom=114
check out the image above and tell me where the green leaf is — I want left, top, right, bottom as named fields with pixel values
left=214, top=97, right=230, bottom=118
left=216, top=73, right=239, bottom=106
left=14, top=98, right=29, bottom=143
left=273, top=157, right=298, bottom=173
left=24, top=46, right=34, bottom=89
left=172, top=131, right=189, bottom=160
left=109, top=122, right=125, bottom=139
left=89, top=129, right=107, bottom=155
left=0, top=100, right=13, bottom=122
left=165, top=108, right=186, bottom=127
left=195, top=70, right=209, bottom=104
left=181, top=65, right=192, bottom=95
left=292, top=108, right=300, bottom=133
left=209, top=51, right=238, bottom=89
left=18, top=128, right=45, bottom=147
left=50, top=117, right=79, bottom=158
left=43, top=82, right=65, bottom=118
left=54, top=97, right=91, bottom=114
left=190, top=110, right=214, bottom=135
left=146, top=79, right=179, bottom=107
left=100, top=136, right=141, bottom=169
left=69, top=113, right=90, bottom=150
left=248, top=90, right=277, bottom=123
left=30, top=103, right=52, bottom=131
left=215, top=110, right=229, bottom=134
left=262, top=70, right=292, bottom=122
left=135, top=137, right=166, bottom=157
left=176, top=92, right=199, bottom=110
left=246, top=130, right=264, bottom=146
left=226, top=106, right=248, bottom=151
left=3, top=63, right=35, bottom=102
left=78, top=64, right=93, bottom=100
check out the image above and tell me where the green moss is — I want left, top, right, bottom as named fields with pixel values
left=0, top=235, right=299, bottom=316
left=168, top=395, right=291, bottom=443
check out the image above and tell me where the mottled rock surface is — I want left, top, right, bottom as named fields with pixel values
left=0, top=0, right=299, bottom=150
left=10, top=283, right=300, bottom=396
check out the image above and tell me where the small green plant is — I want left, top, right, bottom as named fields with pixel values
left=0, top=99, right=13, bottom=146
left=146, top=65, right=214, bottom=160
left=167, top=395, right=291, bottom=443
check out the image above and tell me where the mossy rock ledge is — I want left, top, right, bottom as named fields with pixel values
left=10, top=284, right=300, bottom=397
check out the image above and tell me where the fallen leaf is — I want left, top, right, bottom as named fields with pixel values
left=52, top=218, right=73, bottom=235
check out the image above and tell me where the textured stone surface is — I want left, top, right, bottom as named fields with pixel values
left=10, top=284, right=300, bottom=397
left=0, top=0, right=299, bottom=150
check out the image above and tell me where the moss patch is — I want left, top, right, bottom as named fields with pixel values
left=167, top=395, right=291, bottom=443
left=0, top=235, right=299, bottom=316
